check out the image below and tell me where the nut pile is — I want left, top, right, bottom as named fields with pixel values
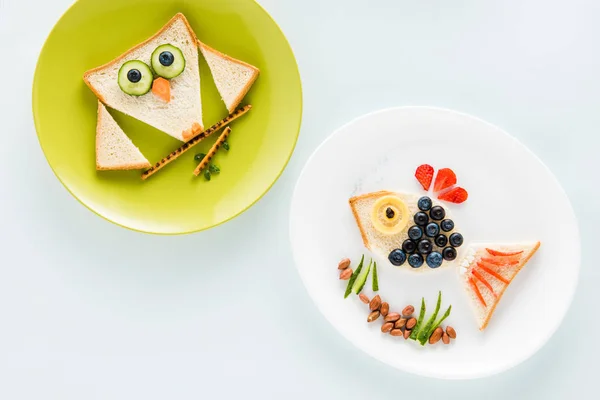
left=360, top=293, right=456, bottom=345
left=338, top=257, right=456, bottom=346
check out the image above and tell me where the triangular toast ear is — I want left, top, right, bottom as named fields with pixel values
left=96, top=102, right=151, bottom=170
left=84, top=14, right=202, bottom=141
left=461, top=242, right=540, bottom=330
left=198, top=41, right=259, bottom=113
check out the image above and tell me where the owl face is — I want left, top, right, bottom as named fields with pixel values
left=83, top=14, right=203, bottom=141
left=117, top=44, right=186, bottom=101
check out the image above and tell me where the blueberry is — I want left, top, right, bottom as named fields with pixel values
left=449, top=232, right=464, bottom=247
left=414, top=212, right=429, bottom=226
left=440, top=219, right=455, bottom=232
left=386, top=207, right=395, bottom=219
left=417, top=239, right=433, bottom=254
left=159, top=51, right=175, bottom=66
left=435, top=234, right=448, bottom=247
left=425, top=222, right=440, bottom=237
left=418, top=196, right=433, bottom=211
left=408, top=253, right=424, bottom=268
left=442, top=247, right=457, bottom=261
left=127, top=69, right=142, bottom=83
left=388, top=249, right=407, bottom=266
left=402, top=239, right=417, bottom=254
left=430, top=206, right=446, bottom=221
left=426, top=251, right=444, bottom=268
left=408, top=225, right=423, bottom=241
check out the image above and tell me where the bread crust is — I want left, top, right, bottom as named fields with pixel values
left=348, top=190, right=395, bottom=251
left=198, top=41, right=260, bottom=113
left=95, top=101, right=151, bottom=170
left=83, top=13, right=199, bottom=104
left=478, top=241, right=541, bottom=330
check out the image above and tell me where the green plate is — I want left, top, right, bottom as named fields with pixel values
left=33, top=0, right=302, bottom=234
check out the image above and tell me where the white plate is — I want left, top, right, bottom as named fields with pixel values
left=289, top=107, right=580, bottom=379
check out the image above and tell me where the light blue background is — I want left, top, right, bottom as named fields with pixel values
left=0, top=0, right=596, bottom=398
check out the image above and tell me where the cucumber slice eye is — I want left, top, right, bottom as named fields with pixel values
left=151, top=44, right=186, bottom=79
left=118, top=60, right=153, bottom=96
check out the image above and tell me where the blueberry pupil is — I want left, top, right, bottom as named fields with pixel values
left=159, top=51, right=175, bottom=66
left=127, top=69, right=141, bottom=83
left=386, top=207, right=395, bottom=219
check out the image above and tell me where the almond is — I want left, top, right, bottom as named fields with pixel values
left=367, top=310, right=380, bottom=323
left=402, top=305, right=415, bottom=316
left=381, top=322, right=394, bottom=333
left=442, top=332, right=450, bottom=344
left=384, top=312, right=400, bottom=323
left=429, top=327, right=444, bottom=344
left=394, top=318, right=407, bottom=329
left=369, top=295, right=381, bottom=311
left=338, top=258, right=351, bottom=270
left=390, top=329, right=403, bottom=337
left=406, top=317, right=417, bottom=330
left=403, top=329, right=411, bottom=339
left=446, top=326, right=457, bottom=339
left=380, top=302, right=389, bottom=317
left=359, top=293, right=370, bottom=304
left=339, top=268, right=353, bottom=280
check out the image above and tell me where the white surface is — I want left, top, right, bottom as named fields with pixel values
left=290, top=107, right=579, bottom=379
left=0, top=0, right=597, bottom=398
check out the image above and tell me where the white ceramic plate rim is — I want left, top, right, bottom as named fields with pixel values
left=289, top=106, right=580, bottom=379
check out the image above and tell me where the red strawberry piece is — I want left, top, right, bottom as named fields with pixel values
left=437, top=187, right=468, bottom=204
left=415, top=164, right=434, bottom=191
left=433, top=168, right=457, bottom=192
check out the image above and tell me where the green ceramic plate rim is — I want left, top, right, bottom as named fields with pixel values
left=31, top=0, right=303, bottom=235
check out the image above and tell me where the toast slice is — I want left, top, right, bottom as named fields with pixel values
left=198, top=41, right=259, bottom=113
left=349, top=190, right=460, bottom=268
left=96, top=102, right=150, bottom=170
left=458, top=242, right=541, bottom=330
left=84, top=13, right=202, bottom=141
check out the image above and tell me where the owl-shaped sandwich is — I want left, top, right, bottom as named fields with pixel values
left=84, top=14, right=203, bottom=143
left=84, top=13, right=260, bottom=171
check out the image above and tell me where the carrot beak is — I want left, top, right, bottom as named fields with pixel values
left=152, top=77, right=171, bottom=103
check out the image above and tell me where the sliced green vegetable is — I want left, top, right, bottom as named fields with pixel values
left=417, top=291, right=442, bottom=345
left=209, top=164, right=220, bottom=174
left=344, top=255, right=364, bottom=298
left=203, top=169, right=211, bottom=181
left=118, top=60, right=153, bottom=96
left=194, top=153, right=206, bottom=162
left=151, top=44, right=186, bottom=79
left=410, top=298, right=426, bottom=340
left=352, top=259, right=372, bottom=294
left=223, top=141, right=230, bottom=151
left=372, top=261, right=379, bottom=292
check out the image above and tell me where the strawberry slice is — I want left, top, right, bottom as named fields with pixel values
left=433, top=168, right=457, bottom=192
left=476, top=262, right=509, bottom=284
left=437, top=187, right=468, bottom=203
left=415, top=164, right=434, bottom=191
left=480, top=257, right=519, bottom=266
left=468, top=277, right=487, bottom=307
left=486, top=248, right=524, bottom=257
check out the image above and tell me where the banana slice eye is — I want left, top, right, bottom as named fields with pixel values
left=371, top=195, right=410, bottom=235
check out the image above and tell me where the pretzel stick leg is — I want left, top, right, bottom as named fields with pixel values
left=141, top=105, right=252, bottom=180
left=193, top=127, right=232, bottom=176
